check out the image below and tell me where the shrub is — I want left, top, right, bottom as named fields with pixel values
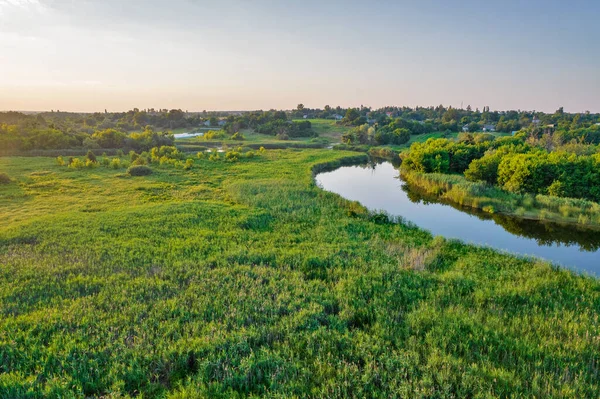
left=85, top=159, right=98, bottom=168
left=231, top=132, right=245, bottom=140
left=0, top=172, right=11, bottom=184
left=150, top=146, right=181, bottom=163
left=68, top=158, right=86, bottom=169
left=110, top=158, right=122, bottom=169
left=86, top=150, right=97, bottom=163
left=127, top=165, right=153, bottom=176
left=131, top=157, right=147, bottom=166
left=225, top=151, right=240, bottom=162
left=56, top=156, right=65, bottom=166
left=203, top=130, right=226, bottom=140
left=183, top=159, right=194, bottom=170
left=276, top=133, right=289, bottom=140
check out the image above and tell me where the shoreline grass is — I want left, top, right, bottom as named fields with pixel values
left=401, top=168, right=600, bottom=229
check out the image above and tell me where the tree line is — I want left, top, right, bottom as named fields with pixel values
left=402, top=132, right=600, bottom=202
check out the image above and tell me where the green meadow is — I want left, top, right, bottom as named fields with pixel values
left=1, top=150, right=599, bottom=398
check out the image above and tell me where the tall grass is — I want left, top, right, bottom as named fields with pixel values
left=0, top=150, right=599, bottom=398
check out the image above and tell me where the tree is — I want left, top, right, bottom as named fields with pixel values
left=86, top=150, right=97, bottom=163
left=341, top=108, right=361, bottom=126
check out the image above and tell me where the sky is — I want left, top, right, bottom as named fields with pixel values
left=1, top=0, right=599, bottom=113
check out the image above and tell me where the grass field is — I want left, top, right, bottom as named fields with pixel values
left=174, top=120, right=351, bottom=153
left=1, top=150, right=599, bottom=398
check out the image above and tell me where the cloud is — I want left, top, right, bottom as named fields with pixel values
left=0, top=0, right=46, bottom=16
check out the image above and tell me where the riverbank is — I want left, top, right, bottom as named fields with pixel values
left=400, top=168, right=600, bottom=230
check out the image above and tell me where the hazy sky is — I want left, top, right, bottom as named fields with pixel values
left=1, top=0, right=598, bottom=112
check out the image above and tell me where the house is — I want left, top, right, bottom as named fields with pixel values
left=333, top=114, right=343, bottom=121
left=462, top=124, right=470, bottom=132
left=303, top=115, right=308, bottom=119
left=482, top=124, right=496, bottom=132
left=218, top=120, right=226, bottom=127
left=532, top=116, right=541, bottom=125
left=203, top=120, right=211, bottom=127
left=385, top=111, right=394, bottom=118
left=595, top=123, right=600, bottom=126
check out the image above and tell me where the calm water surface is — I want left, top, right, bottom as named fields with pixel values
left=174, top=132, right=204, bottom=139
left=315, top=162, right=600, bottom=275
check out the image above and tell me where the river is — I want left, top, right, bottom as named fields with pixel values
left=315, top=161, right=600, bottom=276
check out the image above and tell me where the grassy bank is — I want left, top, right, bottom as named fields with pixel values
left=0, top=150, right=599, bottom=398
left=401, top=168, right=600, bottom=229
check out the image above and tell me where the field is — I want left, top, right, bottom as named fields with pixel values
left=1, top=150, right=599, bottom=398
left=174, top=120, right=351, bottom=153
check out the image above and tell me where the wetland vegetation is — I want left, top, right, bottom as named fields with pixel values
left=1, top=148, right=600, bottom=398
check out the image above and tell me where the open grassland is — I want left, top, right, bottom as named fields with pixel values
left=292, top=119, right=351, bottom=143
left=0, top=150, right=599, bottom=398
left=175, top=129, right=332, bottom=153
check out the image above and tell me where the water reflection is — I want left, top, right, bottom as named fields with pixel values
left=315, top=161, right=600, bottom=275
left=403, top=183, right=600, bottom=252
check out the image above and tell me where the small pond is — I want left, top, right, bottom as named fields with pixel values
left=174, top=132, right=204, bottom=139
left=315, top=161, right=600, bottom=275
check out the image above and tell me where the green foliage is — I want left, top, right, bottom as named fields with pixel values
left=1, top=151, right=599, bottom=398
left=0, top=172, right=11, bottom=184
left=91, top=128, right=127, bottom=148
left=230, top=132, right=245, bottom=140
left=464, top=152, right=502, bottom=184
left=127, top=165, right=153, bottom=176
left=404, top=133, right=600, bottom=204
left=183, top=158, right=194, bottom=170
left=86, top=150, right=97, bottom=163
left=402, top=168, right=600, bottom=227
left=150, top=146, right=182, bottom=164
left=203, top=130, right=227, bottom=140
left=256, top=120, right=314, bottom=138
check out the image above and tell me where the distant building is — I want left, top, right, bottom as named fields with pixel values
left=595, top=122, right=600, bottom=126
left=303, top=115, right=308, bottom=119
left=385, top=111, right=394, bottom=118
left=333, top=114, right=343, bottom=121
left=203, top=120, right=211, bottom=127
left=218, top=120, right=226, bottom=126
left=462, top=124, right=470, bottom=132
left=532, top=116, right=541, bottom=125
left=483, top=124, right=496, bottom=132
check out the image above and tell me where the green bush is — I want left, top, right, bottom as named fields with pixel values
left=86, top=150, right=97, bottom=163
left=0, top=172, right=11, bottom=184
left=203, top=130, right=226, bottom=140
left=127, top=165, right=153, bottom=176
